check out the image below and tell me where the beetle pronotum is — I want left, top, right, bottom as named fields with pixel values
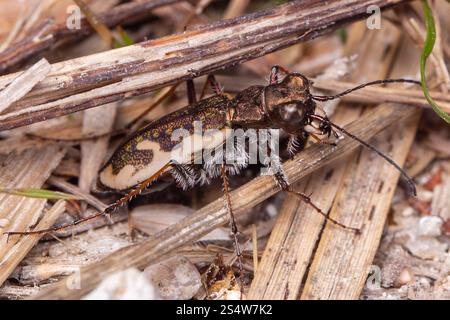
left=5, top=65, right=421, bottom=285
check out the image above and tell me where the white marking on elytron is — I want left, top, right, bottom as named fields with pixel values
left=99, top=144, right=171, bottom=191
left=99, top=129, right=230, bottom=191
left=171, top=128, right=230, bottom=164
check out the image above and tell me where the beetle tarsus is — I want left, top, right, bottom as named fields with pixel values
left=272, top=168, right=361, bottom=234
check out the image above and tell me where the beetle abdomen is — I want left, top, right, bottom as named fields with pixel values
left=99, top=95, right=230, bottom=191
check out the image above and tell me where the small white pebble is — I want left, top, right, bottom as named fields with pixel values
left=395, top=268, right=413, bottom=287
left=418, top=216, right=443, bottom=237
left=144, top=256, right=202, bottom=300
left=83, top=268, right=159, bottom=300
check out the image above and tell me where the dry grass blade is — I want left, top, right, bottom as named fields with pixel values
left=48, top=176, right=106, bottom=212
left=0, top=0, right=181, bottom=73
left=431, top=174, right=450, bottom=220
left=0, top=200, right=65, bottom=286
left=247, top=160, right=351, bottom=299
left=0, top=145, right=66, bottom=286
left=0, top=0, right=409, bottom=131
left=0, top=58, right=51, bottom=113
left=32, top=103, right=417, bottom=299
left=79, top=103, right=117, bottom=193
left=0, top=284, right=40, bottom=299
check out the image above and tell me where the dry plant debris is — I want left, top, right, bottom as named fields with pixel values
left=0, top=0, right=448, bottom=301
left=0, top=145, right=66, bottom=286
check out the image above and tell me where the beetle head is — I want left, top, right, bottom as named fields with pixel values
left=263, top=71, right=315, bottom=134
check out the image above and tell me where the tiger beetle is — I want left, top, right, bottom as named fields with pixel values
left=5, top=65, right=420, bottom=287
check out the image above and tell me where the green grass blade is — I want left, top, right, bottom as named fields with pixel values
left=420, top=0, right=450, bottom=124
left=114, top=26, right=135, bottom=48
left=0, top=188, right=79, bottom=200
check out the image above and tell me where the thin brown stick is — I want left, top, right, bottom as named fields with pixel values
left=26, top=128, right=127, bottom=142
left=0, top=0, right=181, bottom=73
left=0, top=58, right=51, bottom=113
left=0, top=0, right=409, bottom=131
left=72, top=0, right=114, bottom=48
left=31, top=103, right=418, bottom=299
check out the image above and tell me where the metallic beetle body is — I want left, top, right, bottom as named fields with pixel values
left=99, top=72, right=324, bottom=191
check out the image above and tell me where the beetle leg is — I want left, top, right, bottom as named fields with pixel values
left=220, top=163, right=244, bottom=295
left=265, top=131, right=360, bottom=234
left=170, top=163, right=197, bottom=190
left=199, top=74, right=223, bottom=99
left=208, top=75, right=223, bottom=95
left=286, top=189, right=360, bottom=233
left=271, top=171, right=360, bottom=234
left=287, top=133, right=308, bottom=156
left=186, top=79, right=197, bottom=104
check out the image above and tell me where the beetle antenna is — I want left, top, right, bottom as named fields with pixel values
left=310, top=114, right=417, bottom=197
left=311, top=79, right=421, bottom=101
